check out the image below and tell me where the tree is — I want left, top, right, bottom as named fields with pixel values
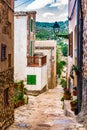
left=61, top=44, right=68, bottom=56
left=56, top=45, right=66, bottom=78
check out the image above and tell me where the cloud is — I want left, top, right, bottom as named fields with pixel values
left=50, top=0, right=68, bottom=7
left=24, top=0, right=68, bottom=22
left=43, top=12, right=55, bottom=18
left=58, top=12, right=68, bottom=21
left=26, top=0, right=52, bottom=10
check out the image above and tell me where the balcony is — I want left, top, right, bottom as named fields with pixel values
left=27, top=55, right=47, bottom=67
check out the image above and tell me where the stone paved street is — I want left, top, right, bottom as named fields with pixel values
left=7, top=86, right=86, bottom=130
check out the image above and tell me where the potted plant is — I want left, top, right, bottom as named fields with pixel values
left=60, top=78, right=67, bottom=90
left=64, top=88, right=71, bottom=100
left=70, top=99, right=78, bottom=111
left=73, top=86, right=77, bottom=96
left=72, top=65, right=79, bottom=75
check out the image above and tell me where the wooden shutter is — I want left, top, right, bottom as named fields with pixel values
left=30, top=19, right=33, bottom=32
left=69, top=32, right=73, bottom=57
left=1, top=44, right=7, bottom=61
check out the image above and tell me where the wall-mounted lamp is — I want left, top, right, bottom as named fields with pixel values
left=53, top=21, right=68, bottom=39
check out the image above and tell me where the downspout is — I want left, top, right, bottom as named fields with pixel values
left=77, top=0, right=83, bottom=113
left=79, top=0, right=83, bottom=111
left=76, top=0, right=80, bottom=113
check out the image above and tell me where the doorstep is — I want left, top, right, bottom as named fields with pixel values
left=64, top=100, right=75, bottom=118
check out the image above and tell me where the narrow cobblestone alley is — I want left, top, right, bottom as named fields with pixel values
left=7, top=86, right=85, bottom=130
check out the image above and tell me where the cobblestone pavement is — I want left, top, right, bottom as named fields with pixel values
left=7, top=86, right=86, bottom=130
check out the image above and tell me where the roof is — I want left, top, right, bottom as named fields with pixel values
left=15, top=11, right=37, bottom=16
left=35, top=40, right=56, bottom=49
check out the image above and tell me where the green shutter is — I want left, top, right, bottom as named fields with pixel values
left=30, top=41, right=32, bottom=56
left=27, top=75, right=36, bottom=85
left=30, top=19, right=33, bottom=32
left=32, top=75, right=36, bottom=84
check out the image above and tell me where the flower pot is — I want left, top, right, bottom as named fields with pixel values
left=75, top=70, right=79, bottom=75
left=70, top=102, right=77, bottom=111
left=73, top=90, right=77, bottom=96
left=64, top=93, right=71, bottom=100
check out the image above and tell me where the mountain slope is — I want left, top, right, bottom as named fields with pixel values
left=36, top=21, right=68, bottom=40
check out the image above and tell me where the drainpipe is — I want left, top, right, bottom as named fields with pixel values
left=51, top=49, right=53, bottom=89
left=79, top=0, right=83, bottom=112
left=77, top=0, right=83, bottom=113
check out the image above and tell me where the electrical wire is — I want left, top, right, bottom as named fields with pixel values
left=68, top=0, right=77, bottom=20
left=15, top=0, right=31, bottom=8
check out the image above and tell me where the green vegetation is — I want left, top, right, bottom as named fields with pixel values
left=57, top=60, right=66, bottom=78
left=14, top=80, right=28, bottom=108
left=36, top=21, right=68, bottom=40
left=60, top=78, right=67, bottom=89
left=58, top=42, right=68, bottom=56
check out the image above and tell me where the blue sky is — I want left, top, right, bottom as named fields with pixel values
left=15, top=0, right=68, bottom=22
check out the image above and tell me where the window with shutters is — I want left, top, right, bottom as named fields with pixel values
left=27, top=75, right=36, bottom=85
left=69, top=32, right=73, bottom=57
left=1, top=44, right=7, bottom=61
left=4, top=88, right=9, bottom=107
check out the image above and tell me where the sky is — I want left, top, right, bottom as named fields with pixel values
left=15, top=0, right=68, bottom=22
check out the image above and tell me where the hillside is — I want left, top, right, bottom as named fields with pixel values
left=36, top=21, right=68, bottom=40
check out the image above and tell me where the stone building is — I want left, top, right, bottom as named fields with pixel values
left=77, top=0, right=87, bottom=124
left=68, top=0, right=87, bottom=125
left=35, top=40, right=56, bottom=89
left=0, top=0, right=14, bottom=129
left=14, top=12, right=47, bottom=92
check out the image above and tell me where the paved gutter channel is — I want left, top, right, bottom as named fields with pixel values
left=7, top=85, right=86, bottom=130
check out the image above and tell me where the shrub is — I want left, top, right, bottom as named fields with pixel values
left=60, top=78, right=67, bottom=89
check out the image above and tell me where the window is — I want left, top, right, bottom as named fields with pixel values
left=4, top=88, right=9, bottom=107
left=27, top=75, right=36, bottom=85
left=1, top=44, right=7, bottom=61
left=8, top=54, right=11, bottom=67
left=30, top=19, right=33, bottom=32
left=69, top=32, right=73, bottom=57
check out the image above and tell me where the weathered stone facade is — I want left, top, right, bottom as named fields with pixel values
left=0, top=0, right=14, bottom=129
left=77, top=4, right=87, bottom=125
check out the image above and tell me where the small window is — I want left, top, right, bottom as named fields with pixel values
left=27, top=75, right=36, bottom=85
left=1, top=44, right=7, bottom=61
left=8, top=54, right=11, bottom=67
left=4, top=88, right=9, bottom=107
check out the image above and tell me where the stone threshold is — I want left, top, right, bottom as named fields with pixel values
left=64, top=100, right=76, bottom=118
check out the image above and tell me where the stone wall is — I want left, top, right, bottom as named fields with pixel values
left=77, top=7, right=87, bottom=125
left=0, top=0, right=14, bottom=129
left=0, top=68, right=14, bottom=129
